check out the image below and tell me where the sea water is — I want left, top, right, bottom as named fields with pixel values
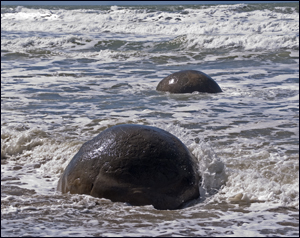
left=1, top=2, right=299, bottom=237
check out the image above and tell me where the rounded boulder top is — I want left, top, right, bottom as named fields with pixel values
left=156, top=70, right=222, bottom=93
left=57, top=124, right=201, bottom=210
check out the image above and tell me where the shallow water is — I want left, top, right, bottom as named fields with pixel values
left=1, top=2, right=299, bottom=237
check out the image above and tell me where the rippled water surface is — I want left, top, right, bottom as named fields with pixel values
left=1, top=2, right=299, bottom=237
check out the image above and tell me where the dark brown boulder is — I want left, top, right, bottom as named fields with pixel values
left=156, top=70, right=222, bottom=93
left=57, top=124, right=200, bottom=210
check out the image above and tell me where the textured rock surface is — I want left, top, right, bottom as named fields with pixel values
left=156, top=70, right=222, bottom=93
left=57, top=124, right=200, bottom=210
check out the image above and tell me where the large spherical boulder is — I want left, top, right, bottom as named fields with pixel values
left=156, top=70, right=222, bottom=93
left=57, top=124, right=200, bottom=210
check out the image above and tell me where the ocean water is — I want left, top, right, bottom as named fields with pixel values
left=1, top=2, right=299, bottom=237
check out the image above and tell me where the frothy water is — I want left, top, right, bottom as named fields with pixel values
left=1, top=2, right=299, bottom=237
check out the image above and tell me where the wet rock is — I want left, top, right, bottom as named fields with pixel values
left=156, top=70, right=222, bottom=93
left=57, top=124, right=200, bottom=210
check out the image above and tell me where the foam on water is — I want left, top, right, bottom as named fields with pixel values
left=1, top=3, right=299, bottom=58
left=1, top=122, right=298, bottom=207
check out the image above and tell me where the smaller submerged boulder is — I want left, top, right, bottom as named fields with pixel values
left=57, top=124, right=200, bottom=210
left=156, top=70, right=222, bottom=93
